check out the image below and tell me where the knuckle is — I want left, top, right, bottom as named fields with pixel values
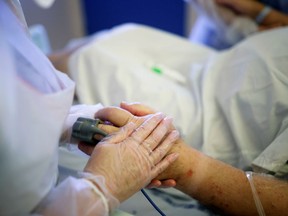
left=148, top=133, right=160, bottom=146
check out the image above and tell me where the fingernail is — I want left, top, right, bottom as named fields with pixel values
left=154, top=112, right=165, bottom=119
left=164, top=116, right=173, bottom=124
left=170, top=130, right=180, bottom=140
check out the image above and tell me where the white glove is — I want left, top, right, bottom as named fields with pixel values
left=84, top=112, right=179, bottom=204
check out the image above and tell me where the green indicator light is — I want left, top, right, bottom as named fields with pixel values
left=151, top=67, right=162, bottom=74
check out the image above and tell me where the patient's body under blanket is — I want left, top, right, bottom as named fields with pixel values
left=68, top=23, right=288, bottom=175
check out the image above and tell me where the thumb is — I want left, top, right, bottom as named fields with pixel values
left=120, top=101, right=155, bottom=116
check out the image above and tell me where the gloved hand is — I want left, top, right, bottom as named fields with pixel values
left=77, top=103, right=178, bottom=189
left=83, top=112, right=179, bottom=203
left=90, top=102, right=182, bottom=189
left=119, top=102, right=177, bottom=188
left=78, top=105, right=157, bottom=155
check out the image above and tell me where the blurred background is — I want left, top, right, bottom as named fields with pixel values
left=21, top=0, right=197, bottom=51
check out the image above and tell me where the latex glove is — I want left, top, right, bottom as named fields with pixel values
left=93, top=102, right=178, bottom=188
left=79, top=103, right=169, bottom=155
left=120, top=102, right=177, bottom=188
left=78, top=104, right=156, bottom=155
left=84, top=112, right=179, bottom=203
left=77, top=103, right=177, bottom=188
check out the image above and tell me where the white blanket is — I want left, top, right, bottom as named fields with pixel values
left=68, top=23, right=288, bottom=175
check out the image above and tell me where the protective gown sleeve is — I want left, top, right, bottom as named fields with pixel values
left=34, top=175, right=120, bottom=216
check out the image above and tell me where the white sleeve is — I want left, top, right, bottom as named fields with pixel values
left=34, top=176, right=119, bottom=216
left=61, top=103, right=104, bottom=144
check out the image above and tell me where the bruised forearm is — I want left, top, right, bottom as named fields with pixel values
left=178, top=155, right=288, bottom=216
left=160, top=140, right=288, bottom=215
left=157, top=142, right=255, bottom=215
left=174, top=147, right=258, bottom=215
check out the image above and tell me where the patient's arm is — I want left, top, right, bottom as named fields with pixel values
left=102, top=102, right=288, bottom=216
left=48, top=37, right=94, bottom=74
left=216, top=0, right=288, bottom=30
left=48, top=49, right=71, bottom=74
left=161, top=139, right=288, bottom=216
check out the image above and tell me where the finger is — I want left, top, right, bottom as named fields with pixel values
left=95, top=106, right=134, bottom=127
left=120, top=101, right=155, bottom=116
left=146, top=179, right=176, bottom=189
left=97, top=124, right=119, bottom=135
left=92, top=125, right=119, bottom=145
left=101, top=121, right=137, bottom=144
left=78, top=142, right=95, bottom=155
left=146, top=179, right=162, bottom=188
left=93, top=134, right=106, bottom=142
left=130, top=112, right=165, bottom=144
left=150, top=153, right=179, bottom=179
left=158, top=179, right=177, bottom=188
left=151, top=130, right=179, bottom=165
left=142, top=117, right=173, bottom=151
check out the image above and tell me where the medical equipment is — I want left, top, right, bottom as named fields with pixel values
left=145, top=61, right=187, bottom=84
left=246, top=172, right=266, bottom=216
left=255, top=6, right=272, bottom=24
left=72, top=117, right=108, bottom=145
left=71, top=117, right=167, bottom=215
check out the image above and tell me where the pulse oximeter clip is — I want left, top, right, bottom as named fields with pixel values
left=72, top=117, right=108, bottom=145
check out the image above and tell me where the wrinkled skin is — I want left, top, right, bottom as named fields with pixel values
left=79, top=102, right=185, bottom=188
left=83, top=112, right=180, bottom=202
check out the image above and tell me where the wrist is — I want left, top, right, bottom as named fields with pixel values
left=79, top=172, right=120, bottom=213
left=255, top=6, right=272, bottom=24
left=174, top=147, right=208, bottom=194
left=156, top=139, right=190, bottom=181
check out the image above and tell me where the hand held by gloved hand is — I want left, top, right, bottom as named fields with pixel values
left=84, top=112, right=179, bottom=202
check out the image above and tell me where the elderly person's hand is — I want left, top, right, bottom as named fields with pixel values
left=119, top=102, right=179, bottom=188
left=78, top=104, right=159, bottom=155
left=82, top=102, right=188, bottom=189
left=83, top=112, right=179, bottom=202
